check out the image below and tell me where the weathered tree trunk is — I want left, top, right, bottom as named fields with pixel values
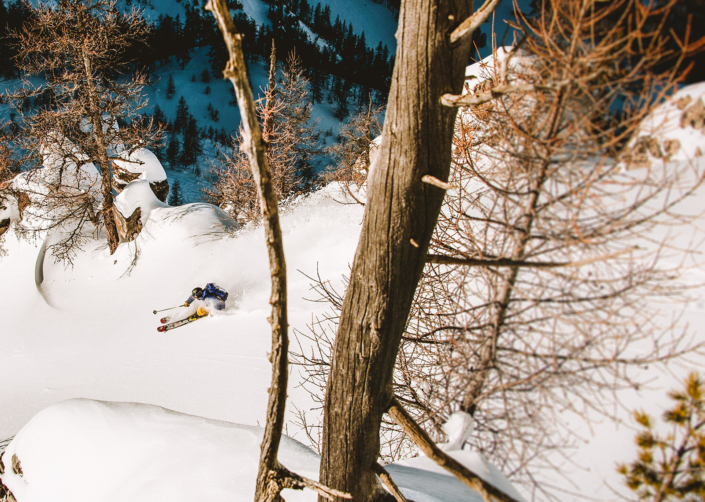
left=319, top=1, right=473, bottom=501
left=83, top=54, right=120, bottom=254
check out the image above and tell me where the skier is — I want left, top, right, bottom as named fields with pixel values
left=185, top=283, right=229, bottom=317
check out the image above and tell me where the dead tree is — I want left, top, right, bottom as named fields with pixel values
left=317, top=1, right=505, bottom=501
left=323, top=103, right=384, bottom=206
left=11, top=0, right=158, bottom=259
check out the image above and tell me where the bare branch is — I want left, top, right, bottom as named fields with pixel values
left=449, top=0, right=503, bottom=45
left=441, top=82, right=570, bottom=108
left=372, top=462, right=409, bottom=502
left=426, top=248, right=637, bottom=267
left=422, top=175, right=456, bottom=191
left=278, top=464, right=352, bottom=501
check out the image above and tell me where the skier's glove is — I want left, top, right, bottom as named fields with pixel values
left=184, top=302, right=189, bottom=307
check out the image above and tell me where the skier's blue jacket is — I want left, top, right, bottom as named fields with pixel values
left=185, top=283, right=229, bottom=306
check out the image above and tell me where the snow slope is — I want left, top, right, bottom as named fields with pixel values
left=0, top=184, right=364, bottom=439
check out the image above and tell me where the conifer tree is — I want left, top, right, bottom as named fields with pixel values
left=166, top=74, right=176, bottom=99
left=207, top=48, right=319, bottom=221
left=618, top=373, right=705, bottom=501
left=166, top=134, right=180, bottom=168
left=174, top=96, right=190, bottom=133
left=277, top=50, right=320, bottom=192
left=180, top=115, right=202, bottom=169
left=333, top=76, right=350, bottom=119
left=167, top=178, right=184, bottom=205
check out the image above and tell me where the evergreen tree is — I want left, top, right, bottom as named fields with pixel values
left=333, top=76, right=350, bottom=119
left=165, top=74, right=176, bottom=99
left=167, top=178, right=184, bottom=205
left=166, top=134, right=180, bottom=168
left=180, top=115, right=202, bottom=168
left=152, top=104, right=167, bottom=127
left=309, top=67, right=324, bottom=104
left=174, top=96, right=189, bottom=133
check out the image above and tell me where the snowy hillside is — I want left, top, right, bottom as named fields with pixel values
left=0, top=184, right=364, bottom=439
left=0, top=180, right=526, bottom=502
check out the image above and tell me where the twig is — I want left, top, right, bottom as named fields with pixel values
left=426, top=247, right=636, bottom=268
left=422, top=174, right=456, bottom=191
left=278, top=464, right=352, bottom=501
left=387, top=397, right=522, bottom=502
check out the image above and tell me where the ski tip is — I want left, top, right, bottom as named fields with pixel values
left=157, top=326, right=166, bottom=332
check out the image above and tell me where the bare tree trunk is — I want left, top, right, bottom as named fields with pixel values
left=319, top=1, right=474, bottom=501
left=83, top=54, right=120, bottom=254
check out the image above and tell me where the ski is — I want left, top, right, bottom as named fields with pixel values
left=157, top=313, right=206, bottom=332
left=160, top=316, right=171, bottom=324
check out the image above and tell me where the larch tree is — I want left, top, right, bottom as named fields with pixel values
left=11, top=0, right=158, bottom=259
left=389, top=0, right=705, bottom=492
left=206, top=44, right=319, bottom=223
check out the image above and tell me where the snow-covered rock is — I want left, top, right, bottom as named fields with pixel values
left=113, top=179, right=169, bottom=241
left=625, top=82, right=705, bottom=168
left=113, top=148, right=169, bottom=202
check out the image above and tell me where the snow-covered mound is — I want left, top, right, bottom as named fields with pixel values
left=115, top=179, right=169, bottom=221
left=0, top=399, right=502, bottom=502
left=0, top=400, right=318, bottom=502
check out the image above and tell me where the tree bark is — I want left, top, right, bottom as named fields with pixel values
left=319, top=1, right=474, bottom=501
left=83, top=53, right=120, bottom=254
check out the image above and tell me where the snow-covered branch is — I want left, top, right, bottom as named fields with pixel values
left=387, top=397, right=522, bottom=502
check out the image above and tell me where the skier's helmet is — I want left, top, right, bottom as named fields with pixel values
left=192, top=287, right=204, bottom=299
